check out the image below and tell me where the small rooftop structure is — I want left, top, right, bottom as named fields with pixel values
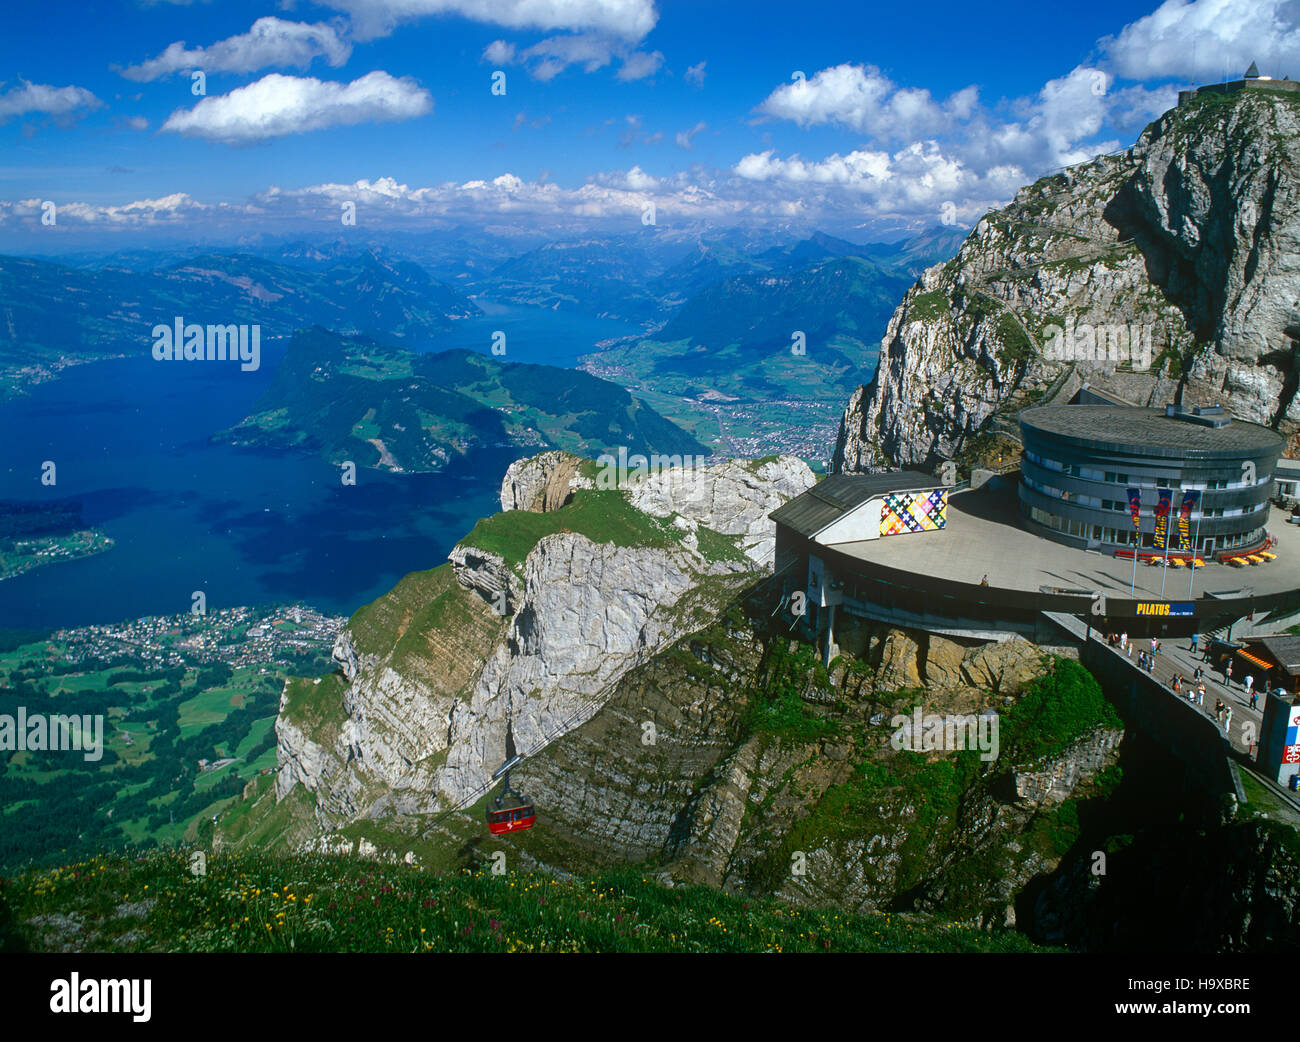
left=1178, top=62, right=1299, bottom=106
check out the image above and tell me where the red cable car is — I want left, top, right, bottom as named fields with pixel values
left=487, top=799, right=535, bottom=835
left=486, top=754, right=535, bottom=835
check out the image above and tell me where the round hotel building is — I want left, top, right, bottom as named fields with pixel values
left=1018, top=404, right=1285, bottom=559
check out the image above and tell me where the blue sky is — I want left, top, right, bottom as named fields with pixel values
left=1, top=0, right=1297, bottom=247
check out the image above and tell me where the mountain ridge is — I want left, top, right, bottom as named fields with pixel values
left=833, top=88, right=1300, bottom=473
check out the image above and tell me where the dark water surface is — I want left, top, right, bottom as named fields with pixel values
left=0, top=303, right=641, bottom=629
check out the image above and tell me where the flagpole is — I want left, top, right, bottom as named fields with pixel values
left=1159, top=489, right=1172, bottom=598
left=1188, top=493, right=1203, bottom=598
left=1129, top=487, right=1140, bottom=598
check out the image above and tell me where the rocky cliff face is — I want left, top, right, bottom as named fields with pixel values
left=270, top=451, right=806, bottom=829
left=261, top=445, right=1118, bottom=927
left=499, top=451, right=594, bottom=512
left=465, top=607, right=1122, bottom=926
left=625, top=455, right=816, bottom=565
left=834, top=88, right=1300, bottom=471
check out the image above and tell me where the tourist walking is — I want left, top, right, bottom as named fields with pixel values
left=1224, top=706, right=1232, bottom=733
left=1120, top=631, right=1128, bottom=650
left=1191, top=632, right=1199, bottom=654
left=1197, top=684, right=1206, bottom=706
left=1215, top=698, right=1224, bottom=722
left=1225, top=661, right=1233, bottom=688
left=1244, top=674, right=1254, bottom=699
left=1250, top=689, right=1258, bottom=710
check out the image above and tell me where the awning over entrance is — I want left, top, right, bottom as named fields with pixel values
left=1236, top=649, right=1273, bottom=671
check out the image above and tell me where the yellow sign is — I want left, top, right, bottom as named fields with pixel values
left=1136, top=602, right=1170, bottom=616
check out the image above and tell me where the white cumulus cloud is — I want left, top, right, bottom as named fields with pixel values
left=119, top=18, right=352, bottom=82
left=321, top=0, right=657, bottom=42
left=0, top=81, right=102, bottom=120
left=1102, top=0, right=1300, bottom=82
left=758, top=64, right=965, bottom=141
left=160, top=71, right=433, bottom=144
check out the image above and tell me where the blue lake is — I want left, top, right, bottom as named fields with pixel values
left=0, top=302, right=643, bottom=629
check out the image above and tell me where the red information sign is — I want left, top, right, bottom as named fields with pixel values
left=1284, top=745, right=1300, bottom=765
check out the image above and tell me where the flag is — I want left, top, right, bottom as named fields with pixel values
left=1153, top=488, right=1172, bottom=550
left=1178, top=489, right=1199, bottom=550
left=1127, top=487, right=1141, bottom=533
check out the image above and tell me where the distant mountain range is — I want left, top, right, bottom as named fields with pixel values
left=0, top=250, right=478, bottom=396
left=469, top=225, right=966, bottom=326
left=217, top=326, right=708, bottom=473
left=576, top=227, right=966, bottom=456
left=0, top=224, right=967, bottom=461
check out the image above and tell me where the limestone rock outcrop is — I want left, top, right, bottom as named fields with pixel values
left=448, top=544, right=522, bottom=613
left=626, top=455, right=816, bottom=565
left=834, top=89, right=1300, bottom=471
left=271, top=449, right=816, bottom=828
left=500, top=451, right=593, bottom=512
left=1012, top=728, right=1124, bottom=804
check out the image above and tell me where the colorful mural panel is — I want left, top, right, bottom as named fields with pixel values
left=880, top=490, right=947, bottom=536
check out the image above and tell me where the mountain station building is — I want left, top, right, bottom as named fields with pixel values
left=770, top=403, right=1299, bottom=649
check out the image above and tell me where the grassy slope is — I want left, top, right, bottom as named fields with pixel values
left=456, top=488, right=686, bottom=566
left=0, top=847, right=1050, bottom=953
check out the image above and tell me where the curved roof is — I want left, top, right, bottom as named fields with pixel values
left=770, top=471, right=941, bottom=537
left=1020, top=405, right=1284, bottom=457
